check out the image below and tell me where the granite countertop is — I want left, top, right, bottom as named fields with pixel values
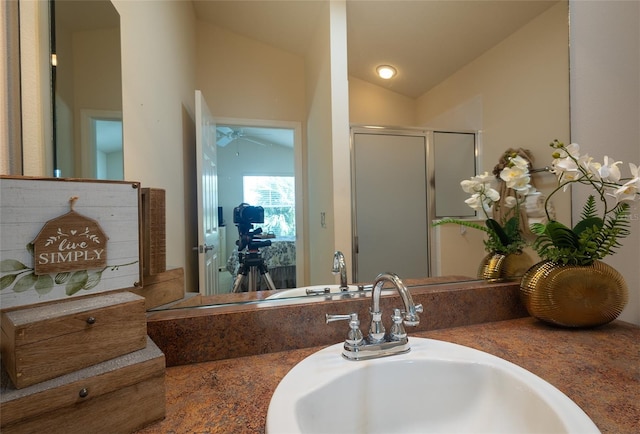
left=135, top=317, right=639, bottom=434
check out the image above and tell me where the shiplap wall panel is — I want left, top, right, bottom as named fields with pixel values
left=0, top=178, right=141, bottom=309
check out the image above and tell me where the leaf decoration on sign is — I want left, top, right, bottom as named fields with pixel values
left=80, top=227, right=101, bottom=244
left=83, top=269, right=104, bottom=290
left=35, top=275, right=54, bottom=295
left=45, top=228, right=69, bottom=247
left=14, top=273, right=38, bottom=292
left=1, top=274, right=18, bottom=290
left=55, top=272, right=71, bottom=284
left=66, top=270, right=89, bottom=296
left=0, top=259, right=29, bottom=272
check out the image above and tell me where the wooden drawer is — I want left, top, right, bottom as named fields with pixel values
left=1, top=337, right=166, bottom=433
left=1, top=292, right=146, bottom=389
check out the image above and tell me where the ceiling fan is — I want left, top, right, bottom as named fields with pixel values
left=216, top=126, right=273, bottom=147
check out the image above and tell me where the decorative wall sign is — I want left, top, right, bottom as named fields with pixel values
left=0, top=177, right=141, bottom=309
left=32, top=197, right=108, bottom=275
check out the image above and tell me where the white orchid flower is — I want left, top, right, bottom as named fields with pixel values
left=485, top=187, right=500, bottom=202
left=461, top=172, right=495, bottom=194
left=464, top=194, right=488, bottom=212
left=598, top=156, right=622, bottom=183
left=611, top=163, right=640, bottom=203
left=500, top=166, right=529, bottom=188
left=473, top=172, right=495, bottom=184
left=563, top=142, right=581, bottom=158
left=504, top=196, right=518, bottom=208
left=509, top=155, right=530, bottom=170
left=460, top=179, right=479, bottom=194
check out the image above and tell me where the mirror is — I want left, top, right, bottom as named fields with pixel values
left=52, top=0, right=123, bottom=180
left=152, top=0, right=570, bottom=309
left=33, top=0, right=569, bottom=310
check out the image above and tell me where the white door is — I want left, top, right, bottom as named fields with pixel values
left=353, top=132, right=429, bottom=282
left=195, top=90, right=219, bottom=295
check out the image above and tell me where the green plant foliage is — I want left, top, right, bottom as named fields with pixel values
left=532, top=196, right=630, bottom=265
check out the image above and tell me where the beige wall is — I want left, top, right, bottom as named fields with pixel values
left=113, top=0, right=197, bottom=292
left=416, top=2, right=570, bottom=226
left=16, top=0, right=51, bottom=176
left=349, top=76, right=416, bottom=127
left=195, top=23, right=306, bottom=122
left=305, top=2, right=334, bottom=284
left=570, top=0, right=640, bottom=324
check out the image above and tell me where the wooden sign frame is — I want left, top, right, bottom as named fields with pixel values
left=0, top=176, right=142, bottom=310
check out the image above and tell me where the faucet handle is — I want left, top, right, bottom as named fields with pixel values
left=402, top=303, right=423, bottom=326
left=389, top=308, right=407, bottom=341
left=326, top=313, right=364, bottom=346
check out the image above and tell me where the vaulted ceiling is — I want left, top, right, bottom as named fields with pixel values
left=193, top=0, right=559, bottom=99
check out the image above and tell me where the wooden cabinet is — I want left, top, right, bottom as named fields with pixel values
left=1, top=337, right=165, bottom=434
left=0, top=292, right=166, bottom=433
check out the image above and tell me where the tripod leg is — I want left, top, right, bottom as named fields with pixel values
left=248, top=266, right=259, bottom=292
left=262, top=271, right=277, bottom=292
left=256, top=262, right=277, bottom=291
left=232, top=273, right=245, bottom=293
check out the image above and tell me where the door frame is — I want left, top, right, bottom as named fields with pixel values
left=214, top=117, right=305, bottom=287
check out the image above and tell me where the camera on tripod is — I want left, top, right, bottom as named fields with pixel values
left=232, top=203, right=277, bottom=292
left=233, top=203, right=264, bottom=226
left=233, top=203, right=271, bottom=251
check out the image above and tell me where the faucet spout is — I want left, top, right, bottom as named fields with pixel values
left=371, top=272, right=423, bottom=327
left=332, top=251, right=349, bottom=291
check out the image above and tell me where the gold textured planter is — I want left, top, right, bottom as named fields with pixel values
left=520, top=260, right=628, bottom=328
left=477, top=251, right=533, bottom=282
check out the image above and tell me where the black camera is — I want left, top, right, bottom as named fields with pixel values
left=233, top=203, right=270, bottom=252
left=233, top=203, right=264, bottom=225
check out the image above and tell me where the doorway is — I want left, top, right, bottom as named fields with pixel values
left=215, top=118, right=303, bottom=292
left=80, top=109, right=123, bottom=180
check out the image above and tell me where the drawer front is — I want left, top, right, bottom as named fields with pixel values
left=1, top=337, right=165, bottom=428
left=2, top=293, right=147, bottom=389
left=2, top=374, right=165, bottom=434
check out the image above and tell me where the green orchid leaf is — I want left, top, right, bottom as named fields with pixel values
left=485, top=218, right=510, bottom=246
left=66, top=270, right=89, bottom=296
left=1, top=274, right=17, bottom=290
left=13, top=273, right=38, bottom=292
left=0, top=259, right=29, bottom=273
left=530, top=223, right=547, bottom=236
left=573, top=217, right=603, bottom=236
left=544, top=221, right=580, bottom=249
left=502, top=217, right=520, bottom=239
left=34, top=274, right=55, bottom=295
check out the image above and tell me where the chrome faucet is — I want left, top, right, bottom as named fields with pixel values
left=332, top=251, right=349, bottom=291
left=326, top=272, right=423, bottom=361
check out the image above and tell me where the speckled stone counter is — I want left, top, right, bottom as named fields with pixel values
left=136, top=317, right=639, bottom=434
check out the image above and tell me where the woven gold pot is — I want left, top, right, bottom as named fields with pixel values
left=477, top=251, right=533, bottom=282
left=520, top=260, right=628, bottom=328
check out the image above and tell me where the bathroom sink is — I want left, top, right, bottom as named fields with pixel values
left=266, top=338, right=599, bottom=433
left=265, top=284, right=362, bottom=299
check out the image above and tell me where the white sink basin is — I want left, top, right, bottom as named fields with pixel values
left=266, top=338, right=599, bottom=433
left=265, top=284, right=362, bottom=299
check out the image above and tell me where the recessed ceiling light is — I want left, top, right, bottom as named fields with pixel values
left=376, top=65, right=397, bottom=79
